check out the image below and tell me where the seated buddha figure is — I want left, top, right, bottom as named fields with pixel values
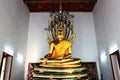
left=45, top=22, right=72, bottom=59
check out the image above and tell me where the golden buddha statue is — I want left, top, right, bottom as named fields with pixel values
left=29, top=1, right=89, bottom=79
left=45, top=22, right=72, bottom=59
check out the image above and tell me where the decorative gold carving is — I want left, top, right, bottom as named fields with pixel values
left=33, top=73, right=88, bottom=79
left=40, top=64, right=81, bottom=68
left=34, top=67, right=86, bottom=73
left=39, top=68, right=44, bottom=73
left=41, top=58, right=48, bottom=65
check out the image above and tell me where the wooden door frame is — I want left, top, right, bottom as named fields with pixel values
left=0, top=52, right=13, bottom=80
left=109, top=50, right=120, bottom=80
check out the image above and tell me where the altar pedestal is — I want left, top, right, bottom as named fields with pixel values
left=29, top=58, right=89, bottom=80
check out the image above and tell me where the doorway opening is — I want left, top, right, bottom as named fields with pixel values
left=0, top=52, right=13, bottom=80
left=110, top=50, right=120, bottom=80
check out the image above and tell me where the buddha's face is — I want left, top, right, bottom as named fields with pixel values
left=56, top=30, right=64, bottom=41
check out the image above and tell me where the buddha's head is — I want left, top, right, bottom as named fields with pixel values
left=56, top=22, right=65, bottom=41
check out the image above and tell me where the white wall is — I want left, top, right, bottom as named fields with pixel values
left=93, top=0, right=120, bottom=80
left=0, top=0, right=29, bottom=80
left=25, top=12, right=100, bottom=79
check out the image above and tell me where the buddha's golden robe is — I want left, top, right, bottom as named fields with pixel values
left=51, top=40, right=72, bottom=59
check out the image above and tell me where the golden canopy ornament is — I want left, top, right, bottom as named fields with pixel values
left=45, top=0, right=76, bottom=44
